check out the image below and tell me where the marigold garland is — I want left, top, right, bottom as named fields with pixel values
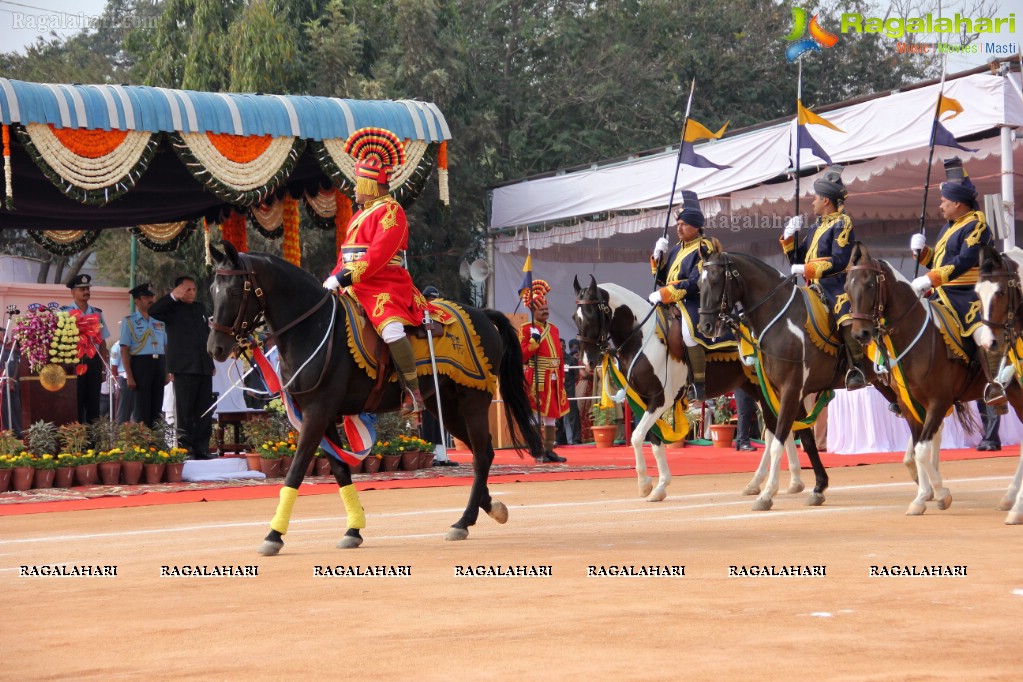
left=219, top=211, right=248, bottom=252
left=334, top=189, right=352, bottom=255
left=49, top=126, right=130, bottom=159
left=310, top=139, right=440, bottom=208
left=2, top=123, right=12, bottom=210
left=282, top=195, right=301, bottom=266
left=206, top=133, right=273, bottom=164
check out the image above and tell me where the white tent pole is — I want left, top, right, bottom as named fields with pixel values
left=1000, top=124, right=1015, bottom=250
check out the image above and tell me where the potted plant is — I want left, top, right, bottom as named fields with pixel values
left=142, top=448, right=166, bottom=484
left=95, top=448, right=123, bottom=485
left=362, top=451, right=382, bottom=474
left=0, top=429, right=23, bottom=492
left=243, top=415, right=281, bottom=473
left=164, top=447, right=188, bottom=483
left=31, top=453, right=58, bottom=488
left=9, top=451, right=36, bottom=491
left=589, top=403, right=618, bottom=448
left=54, top=452, right=77, bottom=487
left=256, top=440, right=285, bottom=477
left=708, top=394, right=738, bottom=448
left=120, top=446, right=147, bottom=485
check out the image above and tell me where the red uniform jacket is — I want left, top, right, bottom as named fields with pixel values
left=519, top=320, right=569, bottom=419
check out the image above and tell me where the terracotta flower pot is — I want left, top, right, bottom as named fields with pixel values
left=304, top=458, right=315, bottom=477
left=144, top=463, right=165, bottom=484
left=74, top=463, right=98, bottom=487
left=260, top=457, right=281, bottom=477
left=33, top=468, right=55, bottom=489
left=419, top=450, right=435, bottom=469
left=363, top=456, right=382, bottom=474
left=381, top=454, right=401, bottom=472
left=98, top=461, right=121, bottom=485
left=0, top=468, right=11, bottom=492
left=280, top=455, right=294, bottom=477
left=11, top=466, right=34, bottom=491
left=165, top=462, right=184, bottom=483
left=709, top=424, right=736, bottom=448
left=315, top=457, right=331, bottom=476
left=121, top=460, right=143, bottom=485
left=591, top=425, right=617, bottom=448
left=245, top=453, right=263, bottom=472
left=53, top=466, right=75, bottom=488
left=400, top=451, right=419, bottom=471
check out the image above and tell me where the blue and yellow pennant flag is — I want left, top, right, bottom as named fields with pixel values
left=932, top=93, right=977, bottom=152
left=518, top=253, right=533, bottom=301
left=795, top=100, right=843, bottom=164
left=680, top=119, right=731, bottom=170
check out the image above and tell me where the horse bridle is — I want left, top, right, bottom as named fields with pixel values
left=846, top=261, right=888, bottom=329
left=574, top=293, right=613, bottom=357
left=979, top=265, right=1021, bottom=335
left=211, top=252, right=331, bottom=344
left=698, top=253, right=744, bottom=329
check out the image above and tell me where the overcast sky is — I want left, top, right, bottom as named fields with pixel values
left=0, top=0, right=1009, bottom=77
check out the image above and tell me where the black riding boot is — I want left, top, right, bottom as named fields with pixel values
left=387, top=337, right=423, bottom=416
left=840, top=325, right=867, bottom=391
left=687, top=343, right=707, bottom=401
left=543, top=425, right=567, bottom=462
left=982, top=348, right=1009, bottom=415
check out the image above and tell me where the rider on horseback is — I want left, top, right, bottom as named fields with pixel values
left=648, top=190, right=729, bottom=401
left=322, top=128, right=425, bottom=416
left=781, top=165, right=868, bottom=391
left=909, top=157, right=1007, bottom=413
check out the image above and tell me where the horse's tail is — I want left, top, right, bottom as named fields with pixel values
left=484, top=309, right=545, bottom=459
left=953, top=401, right=978, bottom=435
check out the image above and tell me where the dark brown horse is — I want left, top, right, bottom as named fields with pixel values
left=207, top=242, right=543, bottom=553
left=976, top=245, right=1023, bottom=523
left=698, top=251, right=902, bottom=511
left=574, top=276, right=827, bottom=509
left=844, top=242, right=1010, bottom=515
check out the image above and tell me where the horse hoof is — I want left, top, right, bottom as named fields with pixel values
left=786, top=481, right=805, bottom=495
left=997, top=497, right=1013, bottom=512
left=257, top=540, right=283, bottom=556
left=646, top=487, right=667, bottom=503
left=336, top=535, right=363, bottom=549
left=906, top=501, right=926, bottom=516
left=445, top=527, right=469, bottom=541
left=804, top=493, right=825, bottom=507
left=742, top=484, right=761, bottom=496
left=751, top=498, right=773, bottom=512
left=1005, top=512, right=1023, bottom=525
left=936, top=491, right=952, bottom=511
left=488, top=500, right=509, bottom=524
left=638, top=478, right=653, bottom=498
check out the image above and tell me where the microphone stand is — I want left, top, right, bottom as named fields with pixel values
left=1, top=307, right=20, bottom=434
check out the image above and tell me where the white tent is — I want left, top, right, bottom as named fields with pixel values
left=488, top=66, right=1023, bottom=332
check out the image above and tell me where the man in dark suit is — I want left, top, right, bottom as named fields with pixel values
left=150, top=276, right=216, bottom=459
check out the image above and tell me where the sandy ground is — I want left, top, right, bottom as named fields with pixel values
left=2, top=456, right=1022, bottom=681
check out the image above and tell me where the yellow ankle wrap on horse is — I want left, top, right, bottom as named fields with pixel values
left=340, top=484, right=366, bottom=529
left=270, top=486, right=299, bottom=535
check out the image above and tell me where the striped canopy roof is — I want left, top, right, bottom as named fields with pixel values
left=0, top=79, right=450, bottom=142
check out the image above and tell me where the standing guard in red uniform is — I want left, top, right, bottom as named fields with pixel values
left=519, top=280, right=570, bottom=463
left=323, top=128, right=426, bottom=415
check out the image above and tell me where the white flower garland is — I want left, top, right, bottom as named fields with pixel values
left=320, top=139, right=428, bottom=191
left=180, top=133, right=297, bottom=192
left=438, top=167, right=449, bottom=205
left=251, top=200, right=284, bottom=231
left=304, top=189, right=338, bottom=218
left=25, top=123, right=154, bottom=190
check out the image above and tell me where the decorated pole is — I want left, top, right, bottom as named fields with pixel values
left=791, top=60, right=803, bottom=265
left=913, top=54, right=949, bottom=278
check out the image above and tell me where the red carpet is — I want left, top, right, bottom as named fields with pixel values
left=0, top=442, right=1014, bottom=516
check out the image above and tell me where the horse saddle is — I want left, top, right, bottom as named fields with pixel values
left=655, top=305, right=687, bottom=362
left=928, top=300, right=972, bottom=363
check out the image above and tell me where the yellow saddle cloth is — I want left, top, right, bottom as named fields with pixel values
left=339, top=294, right=496, bottom=394
left=801, top=286, right=841, bottom=357
left=927, top=300, right=971, bottom=363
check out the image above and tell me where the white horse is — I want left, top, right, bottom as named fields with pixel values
left=573, top=276, right=824, bottom=508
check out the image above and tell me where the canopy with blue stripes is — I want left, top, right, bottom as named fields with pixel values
left=0, top=79, right=450, bottom=142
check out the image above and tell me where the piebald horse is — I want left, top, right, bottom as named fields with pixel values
left=207, top=241, right=544, bottom=552
left=976, top=245, right=1023, bottom=524
left=845, top=242, right=1002, bottom=515
left=573, top=276, right=827, bottom=509
left=698, top=251, right=902, bottom=511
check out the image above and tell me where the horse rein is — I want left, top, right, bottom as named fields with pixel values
left=979, top=265, right=1021, bottom=336
left=212, top=252, right=337, bottom=395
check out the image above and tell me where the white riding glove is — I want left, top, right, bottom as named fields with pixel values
left=648, top=291, right=663, bottom=305
left=322, top=276, right=341, bottom=291
left=910, top=233, right=926, bottom=252
left=790, top=264, right=805, bottom=276
left=910, top=275, right=932, bottom=297
left=530, top=327, right=541, bottom=341
left=782, top=216, right=802, bottom=240
left=652, top=237, right=671, bottom=261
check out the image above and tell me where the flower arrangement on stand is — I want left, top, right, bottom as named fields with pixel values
left=12, top=306, right=102, bottom=375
